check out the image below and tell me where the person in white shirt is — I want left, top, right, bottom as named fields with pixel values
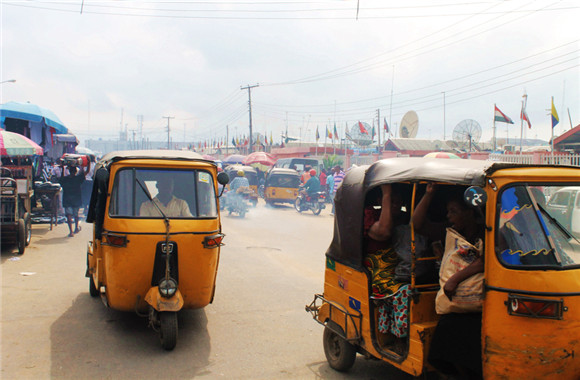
left=140, top=178, right=192, bottom=217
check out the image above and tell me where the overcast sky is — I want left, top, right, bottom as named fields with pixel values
left=1, top=0, right=578, bottom=148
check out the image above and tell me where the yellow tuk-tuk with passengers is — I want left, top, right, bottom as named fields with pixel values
left=306, top=158, right=580, bottom=378
left=263, top=168, right=301, bottom=206
left=225, top=165, right=259, bottom=206
left=85, top=150, right=229, bottom=350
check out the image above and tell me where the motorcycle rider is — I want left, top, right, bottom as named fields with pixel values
left=227, top=170, right=250, bottom=213
left=301, top=169, right=320, bottom=199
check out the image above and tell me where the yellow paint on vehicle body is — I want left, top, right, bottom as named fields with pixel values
left=88, top=158, right=223, bottom=313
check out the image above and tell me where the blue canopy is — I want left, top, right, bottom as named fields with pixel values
left=0, top=101, right=68, bottom=134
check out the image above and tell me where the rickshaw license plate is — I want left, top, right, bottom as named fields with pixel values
left=318, top=198, right=325, bottom=202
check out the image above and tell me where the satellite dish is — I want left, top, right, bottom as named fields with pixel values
left=399, top=111, right=419, bottom=138
left=452, top=119, right=482, bottom=151
left=348, top=121, right=373, bottom=146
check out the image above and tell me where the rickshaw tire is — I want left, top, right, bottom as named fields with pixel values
left=89, top=276, right=99, bottom=297
left=24, top=213, right=32, bottom=246
left=323, top=321, right=356, bottom=372
left=17, top=219, right=26, bottom=255
left=312, top=203, right=322, bottom=215
left=159, top=312, right=178, bottom=351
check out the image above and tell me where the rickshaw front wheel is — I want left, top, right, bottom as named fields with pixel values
left=159, top=312, right=178, bottom=351
left=323, top=321, right=356, bottom=372
left=17, top=219, right=26, bottom=255
left=89, top=276, right=99, bottom=297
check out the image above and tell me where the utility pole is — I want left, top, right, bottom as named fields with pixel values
left=376, top=109, right=381, bottom=151
left=241, top=84, right=259, bottom=153
left=442, top=92, right=446, bottom=141
left=226, top=125, right=229, bottom=155
left=137, top=115, right=143, bottom=149
left=163, top=116, right=174, bottom=150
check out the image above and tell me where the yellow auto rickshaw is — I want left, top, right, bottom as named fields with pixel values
left=225, top=165, right=259, bottom=206
left=263, top=168, right=300, bottom=206
left=86, top=150, right=229, bottom=350
left=306, top=158, right=580, bottom=378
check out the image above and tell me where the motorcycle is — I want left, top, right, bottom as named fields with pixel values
left=295, top=189, right=326, bottom=215
left=227, top=188, right=251, bottom=218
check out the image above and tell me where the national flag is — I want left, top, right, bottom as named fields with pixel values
left=326, top=126, right=332, bottom=139
left=232, top=137, right=236, bottom=146
left=551, top=97, right=559, bottom=128
left=358, top=121, right=369, bottom=135
left=371, top=125, right=376, bottom=138
left=270, top=132, right=273, bottom=145
left=494, top=105, right=514, bottom=124
left=521, top=109, right=531, bottom=129
left=333, top=123, right=338, bottom=140
left=384, top=117, right=389, bottom=134
left=316, top=126, right=320, bottom=141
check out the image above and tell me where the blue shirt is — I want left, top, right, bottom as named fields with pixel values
left=230, top=176, right=250, bottom=191
left=304, top=176, right=321, bottom=195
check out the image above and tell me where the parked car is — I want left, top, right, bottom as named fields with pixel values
left=546, top=186, right=580, bottom=237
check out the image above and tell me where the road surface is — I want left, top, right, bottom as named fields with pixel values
left=1, top=201, right=413, bottom=379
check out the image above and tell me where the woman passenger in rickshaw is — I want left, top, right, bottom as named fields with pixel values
left=412, top=183, right=485, bottom=379
left=363, top=183, right=429, bottom=347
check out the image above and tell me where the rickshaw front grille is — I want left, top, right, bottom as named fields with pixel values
left=151, top=241, right=179, bottom=285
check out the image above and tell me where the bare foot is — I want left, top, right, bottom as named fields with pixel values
left=74, top=226, right=82, bottom=234
left=68, top=233, right=74, bottom=237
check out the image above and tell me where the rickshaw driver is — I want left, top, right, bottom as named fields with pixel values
left=139, top=177, right=193, bottom=218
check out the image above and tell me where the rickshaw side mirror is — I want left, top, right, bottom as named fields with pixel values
left=217, top=172, right=230, bottom=186
left=464, top=186, right=487, bottom=207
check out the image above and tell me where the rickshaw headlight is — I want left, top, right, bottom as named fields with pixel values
left=158, top=278, right=178, bottom=298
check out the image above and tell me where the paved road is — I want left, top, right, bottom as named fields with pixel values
left=1, top=201, right=412, bottom=379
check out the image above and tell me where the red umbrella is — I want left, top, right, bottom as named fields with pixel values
left=243, top=152, right=277, bottom=166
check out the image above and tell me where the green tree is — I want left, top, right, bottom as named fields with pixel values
left=322, top=155, right=343, bottom=171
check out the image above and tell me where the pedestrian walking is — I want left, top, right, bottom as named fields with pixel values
left=59, top=164, right=85, bottom=237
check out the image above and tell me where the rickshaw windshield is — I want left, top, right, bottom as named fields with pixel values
left=497, top=184, right=580, bottom=268
left=109, top=167, right=217, bottom=219
left=267, top=174, right=300, bottom=188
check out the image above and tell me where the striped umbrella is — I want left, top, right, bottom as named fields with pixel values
left=0, top=130, right=43, bottom=156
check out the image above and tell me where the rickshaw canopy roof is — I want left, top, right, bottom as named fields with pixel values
left=226, top=164, right=257, bottom=174
left=327, top=157, right=568, bottom=270
left=97, top=150, right=208, bottom=170
left=267, top=168, right=300, bottom=177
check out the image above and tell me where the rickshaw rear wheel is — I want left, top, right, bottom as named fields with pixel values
left=159, top=312, right=178, bottom=351
left=89, top=275, right=99, bottom=297
left=323, top=321, right=356, bottom=372
left=17, top=219, right=26, bottom=255
left=312, top=202, right=322, bottom=215
left=24, top=213, right=32, bottom=246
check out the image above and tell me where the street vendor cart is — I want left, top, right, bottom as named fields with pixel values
left=0, top=130, right=44, bottom=250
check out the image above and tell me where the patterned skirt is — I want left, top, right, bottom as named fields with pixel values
left=363, top=248, right=405, bottom=298
left=364, top=248, right=409, bottom=337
